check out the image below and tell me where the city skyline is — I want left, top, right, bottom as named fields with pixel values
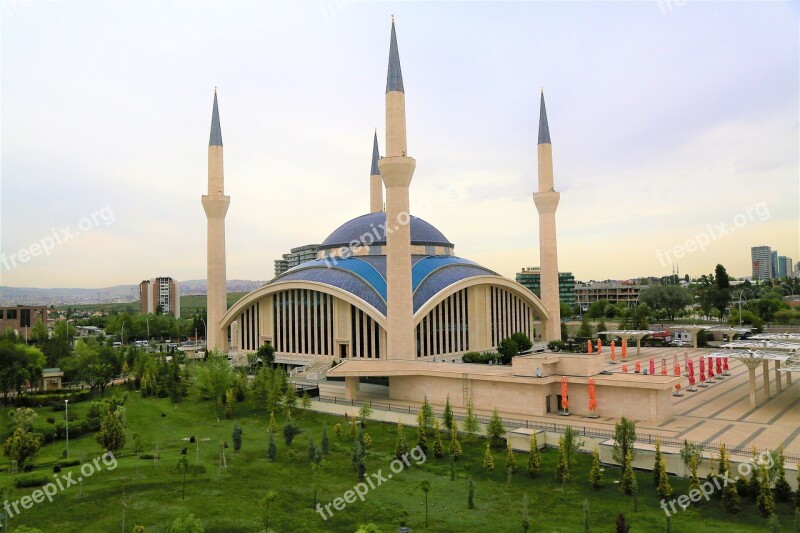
left=2, top=2, right=798, bottom=288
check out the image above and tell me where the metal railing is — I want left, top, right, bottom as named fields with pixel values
left=317, top=395, right=800, bottom=462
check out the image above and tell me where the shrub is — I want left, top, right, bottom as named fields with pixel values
left=46, top=417, right=55, bottom=424
left=510, top=332, right=533, bottom=352
left=15, top=475, right=48, bottom=489
left=58, top=459, right=80, bottom=468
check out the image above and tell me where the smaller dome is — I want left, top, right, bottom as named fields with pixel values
left=319, top=212, right=453, bottom=251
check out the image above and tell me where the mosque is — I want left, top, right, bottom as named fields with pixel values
left=201, top=19, right=679, bottom=422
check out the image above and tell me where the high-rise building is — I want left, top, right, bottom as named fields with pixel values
left=771, top=250, right=779, bottom=279
left=751, top=246, right=772, bottom=280
left=778, top=256, right=793, bottom=278
left=516, top=267, right=575, bottom=307
left=139, top=277, right=180, bottom=318
left=0, top=305, right=48, bottom=338
left=274, top=244, right=321, bottom=277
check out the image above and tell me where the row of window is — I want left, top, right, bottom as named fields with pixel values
left=272, top=289, right=335, bottom=356
left=489, top=286, right=532, bottom=346
left=415, top=288, right=469, bottom=358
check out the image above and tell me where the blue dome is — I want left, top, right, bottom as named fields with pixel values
left=271, top=255, right=497, bottom=315
left=319, top=212, right=453, bottom=251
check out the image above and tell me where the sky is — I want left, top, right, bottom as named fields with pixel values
left=2, top=0, right=798, bottom=288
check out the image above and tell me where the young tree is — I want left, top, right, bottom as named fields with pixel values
left=748, top=447, right=762, bottom=500
left=416, top=410, right=428, bottom=453
left=352, top=440, right=366, bottom=481
left=688, top=454, right=701, bottom=499
left=191, top=352, right=234, bottom=417
left=283, top=415, right=300, bottom=446
left=420, top=395, right=435, bottom=434
left=772, top=446, right=792, bottom=503
left=483, top=442, right=495, bottom=472
left=169, top=513, right=204, bottom=532
left=680, top=439, right=702, bottom=478
left=756, top=462, right=775, bottom=518
left=232, top=422, right=243, bottom=452
left=96, top=411, right=126, bottom=452
left=283, top=386, right=297, bottom=416
left=267, top=430, right=277, bottom=462
left=358, top=402, right=373, bottom=427
left=269, top=411, right=278, bottom=435
left=311, top=458, right=326, bottom=509
left=528, top=432, right=541, bottom=478
left=308, top=435, right=316, bottom=461
left=395, top=421, right=408, bottom=460
left=2, top=428, right=42, bottom=468
left=562, top=426, right=583, bottom=472
left=362, top=432, right=372, bottom=448
left=350, top=419, right=358, bottom=442
left=177, top=455, right=189, bottom=500
left=420, top=480, right=431, bottom=528
left=653, top=438, right=664, bottom=486
left=8, top=408, right=38, bottom=431
left=505, top=443, right=517, bottom=474
left=224, top=389, right=234, bottom=419
left=449, top=428, right=462, bottom=460
left=300, top=391, right=312, bottom=414
left=656, top=449, right=672, bottom=500
left=321, top=423, right=329, bottom=455
left=582, top=499, right=590, bottom=533
left=432, top=420, right=444, bottom=459
left=486, top=408, right=506, bottom=448
left=612, top=417, right=637, bottom=471
left=334, top=422, right=343, bottom=440
left=721, top=446, right=741, bottom=514
left=133, top=433, right=145, bottom=457
left=589, top=445, right=603, bottom=489
left=443, top=395, right=455, bottom=433
left=523, top=493, right=531, bottom=533
left=620, top=450, right=634, bottom=495
left=555, top=436, right=570, bottom=484
left=468, top=477, right=475, bottom=509
left=261, top=490, right=277, bottom=533
left=463, top=397, right=479, bottom=440
left=615, top=513, right=629, bottom=533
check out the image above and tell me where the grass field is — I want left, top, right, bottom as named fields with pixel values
left=3, top=390, right=796, bottom=532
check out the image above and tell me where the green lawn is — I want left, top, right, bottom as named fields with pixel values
left=3, top=390, right=796, bottom=532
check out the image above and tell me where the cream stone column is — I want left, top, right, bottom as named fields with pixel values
left=379, top=18, right=417, bottom=360
left=774, top=360, right=782, bottom=392
left=532, top=90, right=561, bottom=341
left=202, top=91, right=230, bottom=353
left=762, top=360, right=771, bottom=399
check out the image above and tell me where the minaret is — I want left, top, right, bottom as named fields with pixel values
left=532, top=89, right=561, bottom=340
left=370, top=129, right=383, bottom=213
left=201, top=90, right=230, bottom=352
left=378, top=17, right=416, bottom=360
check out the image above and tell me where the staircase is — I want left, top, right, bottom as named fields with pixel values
left=293, top=356, right=335, bottom=383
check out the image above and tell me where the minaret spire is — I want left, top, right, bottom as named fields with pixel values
left=209, top=90, right=223, bottom=147
left=533, top=88, right=561, bottom=340
left=386, top=17, right=404, bottom=94
left=202, top=90, right=231, bottom=352
left=370, top=129, right=383, bottom=213
left=538, top=89, right=551, bottom=145
left=378, top=17, right=417, bottom=359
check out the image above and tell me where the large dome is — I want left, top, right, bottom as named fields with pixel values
left=319, top=212, right=454, bottom=251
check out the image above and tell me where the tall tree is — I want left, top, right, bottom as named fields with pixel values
left=612, top=418, right=637, bottom=470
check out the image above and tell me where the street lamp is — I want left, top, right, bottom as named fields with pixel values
left=65, top=400, right=69, bottom=458
left=200, top=318, right=207, bottom=344
left=121, top=320, right=127, bottom=345
left=145, top=317, right=150, bottom=342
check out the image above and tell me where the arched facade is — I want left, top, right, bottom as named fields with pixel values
left=222, top=269, right=550, bottom=360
